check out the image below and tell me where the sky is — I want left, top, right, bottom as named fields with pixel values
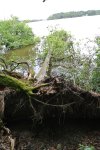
left=0, top=0, right=100, bottom=20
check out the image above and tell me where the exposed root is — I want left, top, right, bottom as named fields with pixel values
left=0, top=75, right=99, bottom=123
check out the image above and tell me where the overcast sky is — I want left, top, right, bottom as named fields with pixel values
left=0, top=0, right=100, bottom=20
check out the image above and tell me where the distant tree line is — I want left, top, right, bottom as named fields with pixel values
left=47, top=10, right=100, bottom=20
left=23, top=19, right=43, bottom=23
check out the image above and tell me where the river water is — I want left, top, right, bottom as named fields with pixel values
left=2, top=15, right=100, bottom=61
left=28, top=15, right=100, bottom=39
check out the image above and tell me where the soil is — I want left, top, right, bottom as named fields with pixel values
left=0, top=119, right=100, bottom=150
left=0, top=77, right=100, bottom=150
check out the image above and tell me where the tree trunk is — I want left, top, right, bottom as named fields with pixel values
left=35, top=49, right=52, bottom=82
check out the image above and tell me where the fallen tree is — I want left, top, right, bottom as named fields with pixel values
left=0, top=75, right=99, bottom=124
left=0, top=76, right=100, bottom=150
left=0, top=58, right=99, bottom=124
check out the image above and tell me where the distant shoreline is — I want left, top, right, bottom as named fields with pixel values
left=47, top=10, right=100, bottom=20
left=23, top=19, right=43, bottom=23
left=27, top=15, right=100, bottom=23
left=23, top=10, right=100, bottom=23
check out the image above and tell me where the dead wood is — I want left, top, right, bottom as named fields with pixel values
left=0, top=76, right=99, bottom=124
left=0, top=58, right=33, bottom=80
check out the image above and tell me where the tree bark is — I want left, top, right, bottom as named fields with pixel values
left=35, top=49, right=52, bottom=82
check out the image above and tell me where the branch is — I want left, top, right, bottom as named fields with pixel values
left=32, top=97, right=77, bottom=108
left=9, top=61, right=32, bottom=80
left=0, top=74, right=33, bottom=95
left=0, top=58, right=7, bottom=69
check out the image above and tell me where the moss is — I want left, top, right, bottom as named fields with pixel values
left=0, top=74, right=50, bottom=96
left=0, top=74, right=33, bottom=95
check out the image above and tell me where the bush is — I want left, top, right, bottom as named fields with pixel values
left=0, top=16, right=39, bottom=50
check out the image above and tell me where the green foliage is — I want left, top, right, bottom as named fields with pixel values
left=0, top=22, right=98, bottom=93
left=0, top=16, right=39, bottom=50
left=47, top=10, right=100, bottom=20
left=76, top=54, right=93, bottom=91
left=40, top=30, right=76, bottom=83
left=92, top=37, right=100, bottom=92
left=43, top=29, right=73, bottom=60
left=40, top=29, right=75, bottom=77
left=39, top=29, right=95, bottom=91
left=78, top=144, right=95, bottom=150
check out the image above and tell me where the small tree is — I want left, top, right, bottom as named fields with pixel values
left=37, top=29, right=79, bottom=83
left=92, top=37, right=100, bottom=92
left=0, top=16, right=39, bottom=50
left=37, top=29, right=95, bottom=91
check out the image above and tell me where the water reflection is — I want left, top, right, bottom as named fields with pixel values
left=2, top=45, right=37, bottom=77
left=5, top=45, right=36, bottom=62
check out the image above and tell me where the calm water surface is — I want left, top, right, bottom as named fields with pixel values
left=3, top=15, right=100, bottom=60
left=28, top=15, right=100, bottom=39
left=5, top=45, right=35, bottom=61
